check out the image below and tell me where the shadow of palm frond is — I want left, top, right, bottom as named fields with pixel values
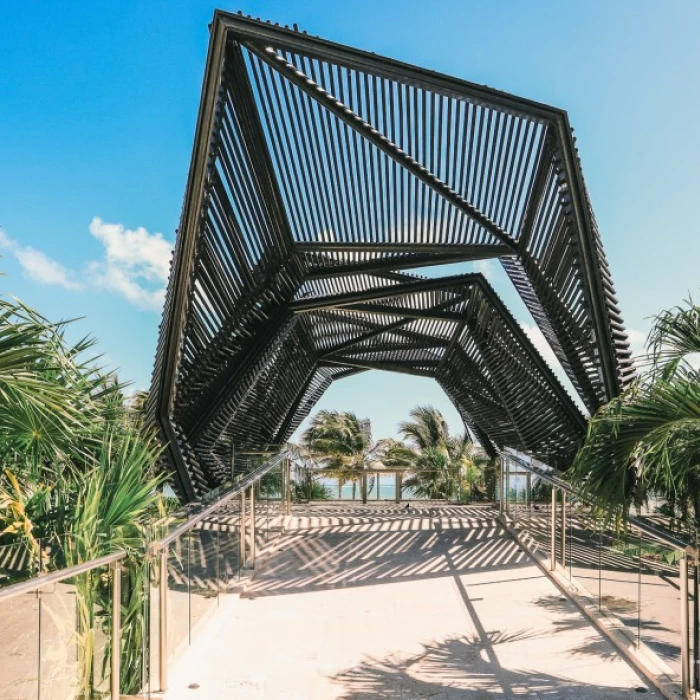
left=533, top=594, right=588, bottom=633
left=533, top=593, right=675, bottom=662
left=329, top=634, right=651, bottom=699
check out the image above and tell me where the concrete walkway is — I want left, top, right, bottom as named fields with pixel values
left=165, top=504, right=658, bottom=699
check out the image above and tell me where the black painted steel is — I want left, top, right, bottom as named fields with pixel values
left=148, top=11, right=633, bottom=500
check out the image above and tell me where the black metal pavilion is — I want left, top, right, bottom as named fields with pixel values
left=149, top=11, right=634, bottom=501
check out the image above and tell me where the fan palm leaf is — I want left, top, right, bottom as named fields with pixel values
left=568, top=299, right=700, bottom=523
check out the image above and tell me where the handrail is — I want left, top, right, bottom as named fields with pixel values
left=150, top=451, right=287, bottom=551
left=0, top=450, right=287, bottom=597
left=0, top=550, right=126, bottom=602
left=503, top=449, right=695, bottom=553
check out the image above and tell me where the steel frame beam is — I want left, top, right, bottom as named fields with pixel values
left=290, top=273, right=478, bottom=313
left=304, top=251, right=503, bottom=279
left=321, top=358, right=436, bottom=378
left=297, top=242, right=509, bottom=255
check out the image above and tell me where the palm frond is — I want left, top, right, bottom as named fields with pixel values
left=569, top=299, right=700, bottom=524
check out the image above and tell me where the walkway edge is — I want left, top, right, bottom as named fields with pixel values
left=498, top=514, right=685, bottom=700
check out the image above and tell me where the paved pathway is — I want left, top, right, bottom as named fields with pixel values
left=165, top=504, right=659, bottom=699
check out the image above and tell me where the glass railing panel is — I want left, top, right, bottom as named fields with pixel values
left=120, top=558, right=151, bottom=697
left=639, top=531, right=682, bottom=675
left=260, top=469, right=282, bottom=501
left=553, top=496, right=565, bottom=572
left=38, top=574, right=79, bottom=699
left=218, top=501, right=240, bottom=590
left=568, top=507, right=601, bottom=600
left=148, top=554, right=161, bottom=693
left=268, top=493, right=277, bottom=534
left=512, top=484, right=551, bottom=563
left=38, top=565, right=112, bottom=700
left=188, top=526, right=219, bottom=637
left=274, top=490, right=284, bottom=530
left=92, top=569, right=111, bottom=698
left=167, top=535, right=190, bottom=660
left=253, top=492, right=266, bottom=553
left=0, top=591, right=39, bottom=700
left=566, top=501, right=573, bottom=579
left=243, top=500, right=252, bottom=568
left=598, top=526, right=640, bottom=634
left=320, top=476, right=341, bottom=499
left=261, top=489, right=270, bottom=542
left=539, top=488, right=555, bottom=563
left=688, top=560, right=695, bottom=689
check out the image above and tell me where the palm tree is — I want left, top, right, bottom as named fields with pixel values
left=393, top=406, right=484, bottom=501
left=283, top=442, right=332, bottom=501
left=568, top=299, right=700, bottom=530
left=301, top=411, right=389, bottom=503
left=0, top=297, right=163, bottom=696
left=126, top=388, right=150, bottom=424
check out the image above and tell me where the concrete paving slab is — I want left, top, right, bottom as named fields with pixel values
left=164, top=504, right=659, bottom=699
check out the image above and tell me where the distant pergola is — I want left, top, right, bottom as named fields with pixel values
left=149, top=11, right=634, bottom=501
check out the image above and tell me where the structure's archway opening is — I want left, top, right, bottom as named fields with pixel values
left=290, top=366, right=463, bottom=443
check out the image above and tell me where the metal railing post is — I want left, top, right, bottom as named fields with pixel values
left=681, top=553, right=690, bottom=697
left=395, top=471, right=401, bottom=504
left=505, top=457, right=510, bottom=518
left=285, top=459, right=292, bottom=516
left=498, top=456, right=504, bottom=514
left=249, top=485, right=256, bottom=569
left=560, top=490, right=567, bottom=567
left=526, top=472, right=532, bottom=512
left=159, top=549, right=168, bottom=692
left=110, top=560, right=122, bottom=700
left=550, top=487, right=557, bottom=571
left=240, top=488, right=247, bottom=568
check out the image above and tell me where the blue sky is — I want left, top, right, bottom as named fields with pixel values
left=1, top=1, right=698, bottom=440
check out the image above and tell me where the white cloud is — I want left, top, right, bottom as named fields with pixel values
left=87, top=260, right=167, bottom=311
left=0, top=230, right=82, bottom=290
left=626, top=328, right=648, bottom=360
left=0, top=220, right=173, bottom=312
left=88, top=217, right=171, bottom=283
left=87, top=217, right=172, bottom=311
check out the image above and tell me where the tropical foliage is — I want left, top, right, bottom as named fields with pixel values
left=0, top=298, right=163, bottom=696
left=283, top=443, right=332, bottom=501
left=300, top=410, right=391, bottom=502
left=295, top=406, right=488, bottom=503
left=568, top=299, right=700, bottom=528
left=292, top=475, right=333, bottom=501
left=389, top=406, right=486, bottom=501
